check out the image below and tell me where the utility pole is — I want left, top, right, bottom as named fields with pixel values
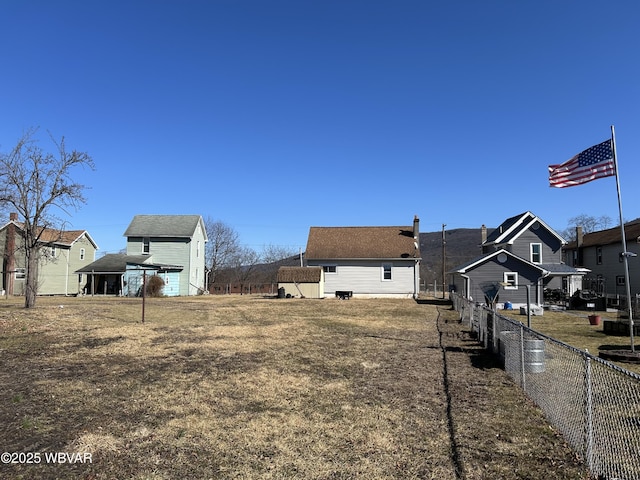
left=442, top=224, right=446, bottom=299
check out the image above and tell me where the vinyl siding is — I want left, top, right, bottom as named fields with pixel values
left=510, top=228, right=562, bottom=263
left=127, top=233, right=206, bottom=296
left=0, top=232, right=96, bottom=296
left=38, top=235, right=96, bottom=295
left=307, top=259, right=418, bottom=298
left=573, top=242, right=640, bottom=296
left=188, top=223, right=207, bottom=294
left=453, top=256, right=543, bottom=305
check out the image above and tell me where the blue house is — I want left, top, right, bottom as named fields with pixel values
left=77, top=214, right=208, bottom=296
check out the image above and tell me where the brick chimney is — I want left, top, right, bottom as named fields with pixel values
left=576, top=226, right=583, bottom=247
left=575, top=226, right=583, bottom=266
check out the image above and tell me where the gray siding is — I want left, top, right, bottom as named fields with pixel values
left=454, top=256, right=543, bottom=305
left=575, top=242, right=640, bottom=296
left=510, top=227, right=562, bottom=263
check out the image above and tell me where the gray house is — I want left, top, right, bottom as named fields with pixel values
left=450, top=212, right=586, bottom=308
left=563, top=220, right=640, bottom=303
left=305, top=216, right=421, bottom=298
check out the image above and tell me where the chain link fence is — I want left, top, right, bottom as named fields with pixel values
left=451, top=293, right=640, bottom=480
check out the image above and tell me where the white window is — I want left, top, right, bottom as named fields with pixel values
left=596, top=247, right=602, bottom=265
left=382, top=264, right=392, bottom=281
left=323, top=265, right=337, bottom=274
left=530, top=243, right=542, bottom=263
left=616, top=275, right=626, bottom=286
left=78, top=274, right=83, bottom=283
left=50, top=246, right=57, bottom=258
left=15, top=268, right=26, bottom=279
left=143, top=237, right=150, bottom=254
left=503, top=272, right=518, bottom=289
left=80, top=248, right=85, bottom=260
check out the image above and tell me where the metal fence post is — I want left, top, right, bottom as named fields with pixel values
left=520, top=323, right=526, bottom=390
left=584, top=352, right=594, bottom=474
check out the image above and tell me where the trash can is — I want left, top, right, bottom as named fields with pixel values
left=277, top=287, right=285, bottom=298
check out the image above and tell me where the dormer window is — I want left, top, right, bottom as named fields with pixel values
left=530, top=243, right=542, bottom=263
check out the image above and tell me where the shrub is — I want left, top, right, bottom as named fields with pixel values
left=145, top=275, right=165, bottom=297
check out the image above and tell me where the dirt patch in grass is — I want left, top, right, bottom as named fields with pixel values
left=0, top=296, right=589, bottom=479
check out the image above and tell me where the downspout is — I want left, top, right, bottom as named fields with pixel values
left=414, top=259, right=419, bottom=299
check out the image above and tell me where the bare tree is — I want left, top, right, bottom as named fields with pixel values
left=261, top=244, right=298, bottom=265
left=204, top=217, right=240, bottom=283
left=0, top=128, right=94, bottom=308
left=229, top=246, right=262, bottom=289
left=561, top=214, right=615, bottom=241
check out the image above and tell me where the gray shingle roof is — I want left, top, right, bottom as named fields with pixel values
left=538, top=263, right=588, bottom=274
left=123, top=215, right=204, bottom=238
left=483, top=211, right=566, bottom=247
left=75, top=254, right=183, bottom=274
left=75, top=254, right=151, bottom=274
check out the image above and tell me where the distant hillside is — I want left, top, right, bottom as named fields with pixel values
left=212, top=227, right=492, bottom=289
left=419, top=228, right=491, bottom=286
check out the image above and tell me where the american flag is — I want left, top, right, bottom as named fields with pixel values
left=548, top=140, right=615, bottom=188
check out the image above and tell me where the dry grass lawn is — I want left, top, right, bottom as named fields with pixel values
left=0, top=295, right=589, bottom=479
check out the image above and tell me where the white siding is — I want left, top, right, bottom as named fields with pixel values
left=308, top=260, right=418, bottom=298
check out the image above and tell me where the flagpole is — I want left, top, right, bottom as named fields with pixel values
left=611, top=125, right=635, bottom=353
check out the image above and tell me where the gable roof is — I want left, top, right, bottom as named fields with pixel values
left=450, top=249, right=548, bottom=275
left=123, top=215, right=207, bottom=240
left=564, top=219, right=640, bottom=249
left=484, top=211, right=566, bottom=247
left=0, top=220, right=98, bottom=249
left=277, top=266, right=322, bottom=283
left=305, top=225, right=420, bottom=260
left=450, top=248, right=586, bottom=277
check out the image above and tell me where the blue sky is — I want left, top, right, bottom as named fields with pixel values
left=1, top=1, right=639, bottom=256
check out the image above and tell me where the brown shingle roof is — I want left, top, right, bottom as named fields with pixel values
left=277, top=266, right=322, bottom=283
left=305, top=226, right=420, bottom=260
left=565, top=220, right=640, bottom=249
left=13, top=222, right=88, bottom=246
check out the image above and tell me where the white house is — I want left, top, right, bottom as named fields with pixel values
left=304, top=216, right=421, bottom=298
